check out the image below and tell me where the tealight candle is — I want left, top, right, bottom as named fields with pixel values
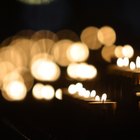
left=88, top=100, right=117, bottom=115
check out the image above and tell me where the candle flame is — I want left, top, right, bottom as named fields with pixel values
left=129, top=61, right=136, bottom=70
left=95, top=95, right=100, bottom=101
left=136, top=56, right=140, bottom=69
left=101, top=93, right=107, bottom=102
left=90, top=90, right=96, bottom=97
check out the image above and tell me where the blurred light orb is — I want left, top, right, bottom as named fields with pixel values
left=101, top=45, right=116, bottom=62
left=32, top=83, right=44, bottom=100
left=95, top=95, right=100, bottom=101
left=101, top=93, right=107, bottom=101
left=136, top=56, right=140, bottom=69
left=52, top=39, right=73, bottom=67
left=80, top=26, right=102, bottom=50
left=90, top=90, right=96, bottom=97
left=67, top=63, right=97, bottom=80
left=123, top=57, right=129, bottom=67
left=122, top=45, right=134, bottom=58
left=41, top=85, right=55, bottom=100
left=114, top=46, right=124, bottom=58
left=68, top=84, right=77, bottom=94
left=116, top=58, right=124, bottom=67
left=3, top=80, right=27, bottom=101
left=97, top=26, right=116, bottom=46
left=18, top=0, right=54, bottom=5
left=31, top=58, right=60, bottom=81
left=67, top=42, right=89, bottom=62
left=55, top=89, right=63, bottom=100
left=129, top=61, right=136, bottom=70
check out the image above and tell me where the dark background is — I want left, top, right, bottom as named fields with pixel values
left=1, top=0, right=140, bottom=49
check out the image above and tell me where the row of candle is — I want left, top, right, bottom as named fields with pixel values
left=68, top=82, right=107, bottom=102
left=116, top=56, right=140, bottom=71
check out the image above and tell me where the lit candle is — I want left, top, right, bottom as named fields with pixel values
left=88, top=100, right=117, bottom=115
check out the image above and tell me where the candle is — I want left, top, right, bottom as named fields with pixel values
left=88, top=100, right=117, bottom=115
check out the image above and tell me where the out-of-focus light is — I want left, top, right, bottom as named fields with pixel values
left=16, top=67, right=34, bottom=92
left=116, top=58, right=124, bottom=67
left=101, top=93, right=107, bottom=101
left=122, top=45, right=134, bottom=58
left=32, top=83, right=44, bottom=100
left=32, top=30, right=58, bottom=41
left=55, top=89, right=62, bottom=100
left=136, top=92, right=140, bottom=96
left=3, top=80, right=27, bottom=101
left=114, top=46, right=124, bottom=58
left=136, top=56, right=140, bottom=69
left=52, top=39, right=73, bottom=67
left=78, top=87, right=86, bottom=96
left=83, top=90, right=90, bottom=98
left=41, top=85, right=55, bottom=100
left=56, top=29, right=79, bottom=41
left=30, top=56, right=60, bottom=81
left=67, top=42, right=89, bottom=63
left=30, top=39, right=55, bottom=59
left=75, top=82, right=83, bottom=91
left=68, top=84, right=77, bottom=94
left=18, top=0, right=54, bottom=5
left=95, top=95, right=100, bottom=101
left=101, top=45, right=115, bottom=62
left=80, top=26, right=102, bottom=50
left=90, top=90, right=96, bottom=97
left=123, top=57, right=129, bottom=67
left=67, top=63, right=97, bottom=80
left=97, top=26, right=116, bottom=46
left=129, top=61, right=136, bottom=70
left=0, top=61, right=15, bottom=87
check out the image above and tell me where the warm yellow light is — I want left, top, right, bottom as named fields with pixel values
left=101, top=45, right=116, bottom=62
left=56, top=29, right=79, bottom=41
left=3, top=80, right=27, bottom=101
left=67, top=63, right=97, bottom=80
left=67, top=42, right=89, bottom=62
left=31, top=30, right=58, bottom=41
left=55, top=89, right=63, bottom=100
left=80, top=26, right=102, bottom=50
left=123, top=57, right=129, bottom=67
left=68, top=84, right=77, bottom=94
left=16, top=67, right=34, bottom=92
left=136, top=92, right=140, bottom=96
left=30, top=39, right=55, bottom=59
left=51, top=39, right=73, bottom=66
left=136, top=56, right=140, bottom=69
left=83, top=90, right=90, bottom=98
left=95, top=95, right=100, bottom=101
left=114, top=46, right=124, bottom=58
left=78, top=87, right=86, bottom=96
left=19, top=0, right=54, bottom=5
left=30, top=56, right=60, bottom=81
left=116, top=58, right=124, bottom=67
left=0, top=61, right=15, bottom=87
left=122, top=45, right=134, bottom=58
left=97, top=26, right=116, bottom=46
left=90, top=90, right=96, bottom=97
left=101, top=93, right=107, bottom=101
left=32, top=83, right=44, bottom=100
left=41, top=85, right=55, bottom=100
left=129, top=61, right=136, bottom=70
left=75, top=82, right=83, bottom=92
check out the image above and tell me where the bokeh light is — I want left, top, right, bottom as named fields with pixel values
left=97, top=26, right=116, bottom=46
left=67, top=42, right=89, bottom=63
left=80, top=26, right=102, bottom=50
